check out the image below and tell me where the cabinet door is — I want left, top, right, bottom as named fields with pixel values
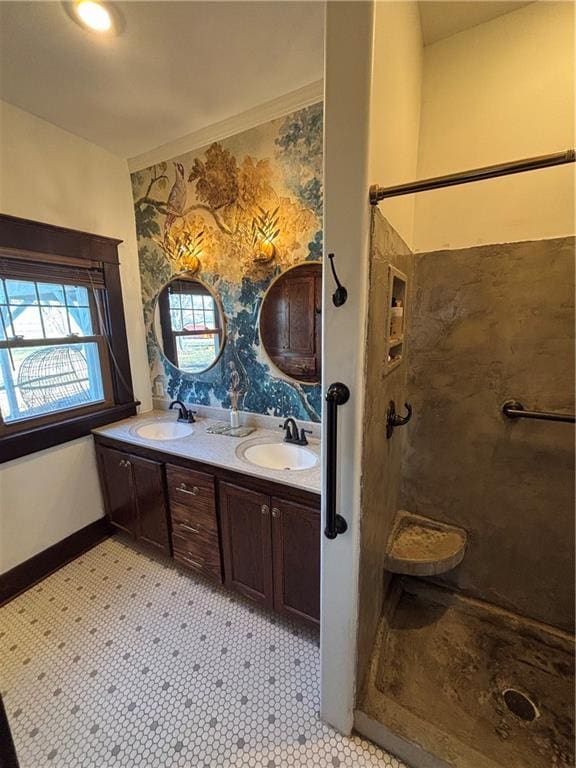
left=271, top=497, right=320, bottom=626
left=131, top=455, right=170, bottom=555
left=219, top=482, right=273, bottom=608
left=96, top=445, right=137, bottom=536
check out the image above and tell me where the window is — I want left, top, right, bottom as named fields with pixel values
left=0, top=275, right=113, bottom=427
left=159, top=280, right=223, bottom=373
left=0, top=214, right=137, bottom=463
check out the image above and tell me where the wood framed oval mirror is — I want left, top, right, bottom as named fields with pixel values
left=153, top=274, right=226, bottom=374
left=259, top=263, right=322, bottom=384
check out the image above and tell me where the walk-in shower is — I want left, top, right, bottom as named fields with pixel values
left=356, top=176, right=575, bottom=767
left=351, top=2, right=576, bottom=760
left=354, top=14, right=575, bottom=759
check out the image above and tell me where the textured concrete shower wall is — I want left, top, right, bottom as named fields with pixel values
left=357, top=210, right=414, bottom=688
left=400, top=236, right=575, bottom=632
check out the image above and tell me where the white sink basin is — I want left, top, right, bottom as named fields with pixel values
left=134, top=421, right=194, bottom=441
left=239, top=441, right=318, bottom=471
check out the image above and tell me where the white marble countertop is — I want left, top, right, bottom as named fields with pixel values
left=92, top=410, right=321, bottom=495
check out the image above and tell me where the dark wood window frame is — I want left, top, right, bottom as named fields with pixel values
left=0, top=213, right=138, bottom=463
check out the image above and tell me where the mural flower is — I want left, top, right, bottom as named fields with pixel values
left=188, top=144, right=239, bottom=212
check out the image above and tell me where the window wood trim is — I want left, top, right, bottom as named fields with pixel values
left=0, top=255, right=105, bottom=288
left=172, top=329, right=221, bottom=338
left=0, top=213, right=137, bottom=463
left=0, top=213, right=122, bottom=264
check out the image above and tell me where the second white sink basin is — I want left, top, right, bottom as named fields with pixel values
left=240, top=441, right=318, bottom=471
left=134, top=421, right=194, bottom=441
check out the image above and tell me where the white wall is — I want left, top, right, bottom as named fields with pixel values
left=369, top=0, right=423, bottom=248
left=321, top=0, right=374, bottom=735
left=321, top=0, right=422, bottom=735
left=414, top=1, right=576, bottom=251
left=0, top=100, right=150, bottom=574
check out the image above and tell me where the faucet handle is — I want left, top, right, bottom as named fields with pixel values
left=300, top=428, right=313, bottom=445
left=279, top=421, right=295, bottom=442
left=169, top=400, right=197, bottom=423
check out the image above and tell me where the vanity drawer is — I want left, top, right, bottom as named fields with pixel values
left=171, top=502, right=218, bottom=538
left=172, top=530, right=222, bottom=582
left=166, top=464, right=216, bottom=515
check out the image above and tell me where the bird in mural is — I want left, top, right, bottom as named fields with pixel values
left=164, top=162, right=187, bottom=233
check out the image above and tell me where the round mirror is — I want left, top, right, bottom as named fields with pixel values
left=260, top=263, right=322, bottom=384
left=153, top=274, right=226, bottom=374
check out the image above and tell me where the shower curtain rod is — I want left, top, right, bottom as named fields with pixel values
left=369, top=149, right=576, bottom=204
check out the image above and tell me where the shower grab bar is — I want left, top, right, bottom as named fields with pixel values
left=370, top=149, right=576, bottom=204
left=502, top=400, right=575, bottom=424
left=324, top=382, right=350, bottom=539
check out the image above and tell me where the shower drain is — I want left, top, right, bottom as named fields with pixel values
left=502, top=688, right=540, bottom=722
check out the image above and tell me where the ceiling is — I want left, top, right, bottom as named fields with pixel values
left=0, top=1, right=534, bottom=159
left=419, top=1, right=533, bottom=46
left=0, top=1, right=324, bottom=159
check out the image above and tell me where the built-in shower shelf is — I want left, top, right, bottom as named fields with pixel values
left=384, top=511, right=467, bottom=576
left=384, top=266, right=408, bottom=375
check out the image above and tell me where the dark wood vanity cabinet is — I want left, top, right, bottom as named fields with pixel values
left=165, top=464, right=223, bottom=582
left=220, top=482, right=320, bottom=626
left=271, top=497, right=320, bottom=625
left=219, top=483, right=274, bottom=608
left=94, top=436, right=320, bottom=627
left=95, top=444, right=170, bottom=554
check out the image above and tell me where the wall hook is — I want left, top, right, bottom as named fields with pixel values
left=328, top=253, right=348, bottom=307
left=386, top=400, right=412, bottom=439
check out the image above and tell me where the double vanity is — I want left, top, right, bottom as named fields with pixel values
left=92, top=262, right=324, bottom=628
left=93, top=411, right=321, bottom=628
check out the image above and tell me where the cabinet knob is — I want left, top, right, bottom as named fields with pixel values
left=119, top=459, right=130, bottom=468
left=261, top=504, right=270, bottom=516
left=272, top=507, right=280, bottom=518
left=178, top=483, right=199, bottom=496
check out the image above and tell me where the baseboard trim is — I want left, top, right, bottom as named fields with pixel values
left=0, top=517, right=112, bottom=606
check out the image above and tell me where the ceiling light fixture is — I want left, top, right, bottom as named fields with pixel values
left=74, top=0, right=112, bottom=32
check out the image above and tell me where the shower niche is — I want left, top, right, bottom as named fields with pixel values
left=384, top=266, right=407, bottom=373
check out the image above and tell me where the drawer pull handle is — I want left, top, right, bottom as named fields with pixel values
left=178, top=523, right=200, bottom=534
left=178, top=483, right=199, bottom=496
left=272, top=507, right=280, bottom=518
left=261, top=504, right=270, bottom=516
left=187, top=557, right=203, bottom=568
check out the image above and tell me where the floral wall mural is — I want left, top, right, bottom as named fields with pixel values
left=131, top=103, right=323, bottom=422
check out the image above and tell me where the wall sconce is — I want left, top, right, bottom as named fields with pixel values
left=155, top=222, right=204, bottom=274
left=252, top=206, right=280, bottom=264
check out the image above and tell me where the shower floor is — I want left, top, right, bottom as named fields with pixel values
left=358, top=578, right=575, bottom=768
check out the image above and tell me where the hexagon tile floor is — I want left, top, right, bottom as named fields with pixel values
left=0, top=536, right=407, bottom=768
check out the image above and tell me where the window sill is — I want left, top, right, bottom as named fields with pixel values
left=0, top=401, right=139, bottom=464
